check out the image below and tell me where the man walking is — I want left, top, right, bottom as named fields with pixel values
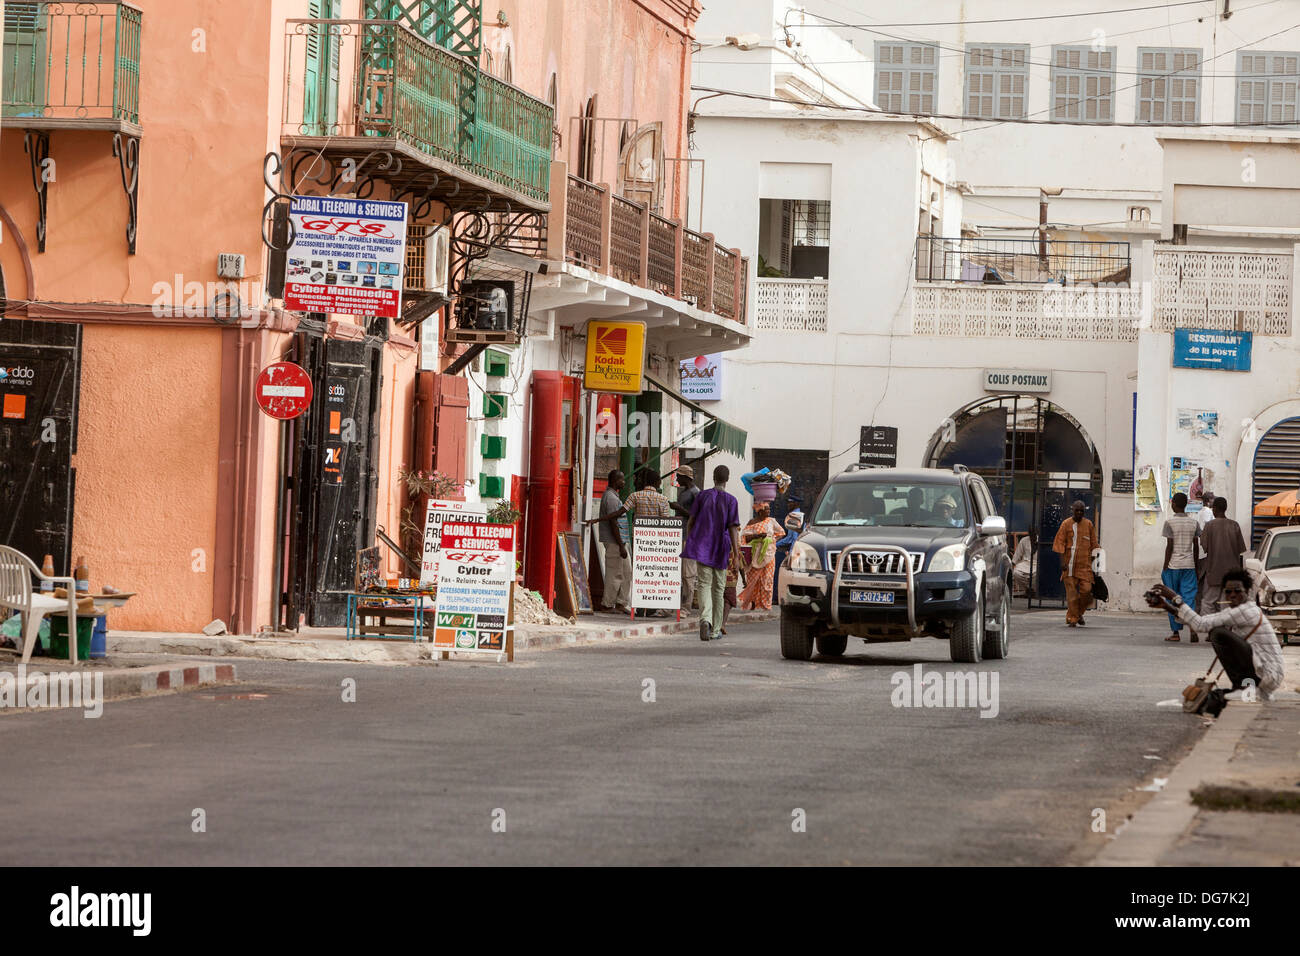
left=671, top=466, right=699, bottom=612
left=1161, top=491, right=1201, bottom=642
left=587, top=469, right=631, bottom=614
left=1052, top=500, right=1098, bottom=627
left=1195, top=490, right=1215, bottom=609
left=682, top=465, right=741, bottom=642
left=1199, top=496, right=1246, bottom=615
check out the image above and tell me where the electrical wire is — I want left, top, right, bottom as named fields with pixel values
left=786, top=2, right=1297, bottom=77
left=690, top=81, right=1300, bottom=127
left=768, top=0, right=1288, bottom=72
left=789, top=1, right=1225, bottom=28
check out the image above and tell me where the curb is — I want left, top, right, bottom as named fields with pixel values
left=1092, top=704, right=1258, bottom=866
left=106, top=611, right=780, bottom=663
left=2, top=662, right=238, bottom=713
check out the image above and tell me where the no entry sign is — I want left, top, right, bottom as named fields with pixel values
left=255, top=362, right=313, bottom=420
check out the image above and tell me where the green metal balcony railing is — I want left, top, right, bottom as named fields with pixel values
left=283, top=18, right=552, bottom=205
left=1, top=1, right=142, bottom=128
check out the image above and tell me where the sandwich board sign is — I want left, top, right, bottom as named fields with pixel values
left=631, top=517, right=683, bottom=611
left=433, top=522, right=515, bottom=660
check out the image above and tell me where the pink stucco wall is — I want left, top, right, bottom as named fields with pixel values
left=73, top=325, right=224, bottom=631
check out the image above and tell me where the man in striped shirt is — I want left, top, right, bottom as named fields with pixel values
left=1161, top=492, right=1201, bottom=642
left=1150, top=569, right=1286, bottom=700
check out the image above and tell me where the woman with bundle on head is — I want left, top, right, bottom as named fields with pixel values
left=737, top=502, right=782, bottom=611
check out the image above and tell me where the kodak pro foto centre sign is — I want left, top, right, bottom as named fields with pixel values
left=584, top=320, right=647, bottom=394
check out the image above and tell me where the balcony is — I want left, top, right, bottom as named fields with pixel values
left=280, top=19, right=553, bottom=210
left=911, top=236, right=1140, bottom=342
left=1, top=1, right=142, bottom=134
left=526, top=167, right=750, bottom=359
left=915, top=236, right=1131, bottom=285
left=754, top=278, right=828, bottom=332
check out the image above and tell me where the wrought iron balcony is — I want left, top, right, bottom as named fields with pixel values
left=1, top=1, right=142, bottom=133
left=915, top=236, right=1131, bottom=285
left=281, top=18, right=553, bottom=210
left=548, top=171, right=749, bottom=325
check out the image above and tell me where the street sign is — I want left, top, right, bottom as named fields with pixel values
left=1172, top=328, right=1252, bottom=372
left=283, top=195, right=408, bottom=319
left=983, top=368, right=1052, bottom=393
left=859, top=426, right=898, bottom=468
left=584, top=319, right=646, bottom=394
left=434, top=522, right=515, bottom=657
left=254, top=362, right=313, bottom=420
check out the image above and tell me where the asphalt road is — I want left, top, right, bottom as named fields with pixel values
left=1, top=609, right=1209, bottom=865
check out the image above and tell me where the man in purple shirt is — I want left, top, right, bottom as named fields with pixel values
left=683, top=465, right=741, bottom=642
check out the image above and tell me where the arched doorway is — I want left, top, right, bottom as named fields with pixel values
left=1251, top=417, right=1300, bottom=546
left=926, top=395, right=1102, bottom=606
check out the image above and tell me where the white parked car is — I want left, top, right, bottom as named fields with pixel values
left=1245, top=525, right=1300, bottom=646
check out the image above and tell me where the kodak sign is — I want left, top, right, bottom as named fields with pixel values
left=583, top=319, right=647, bottom=394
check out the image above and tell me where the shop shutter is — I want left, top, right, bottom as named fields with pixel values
left=433, top=372, right=469, bottom=498
left=1252, top=417, right=1300, bottom=546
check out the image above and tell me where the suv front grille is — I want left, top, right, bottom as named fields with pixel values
left=828, top=551, right=924, bottom=576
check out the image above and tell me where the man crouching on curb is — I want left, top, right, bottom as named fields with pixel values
left=1146, top=569, right=1286, bottom=701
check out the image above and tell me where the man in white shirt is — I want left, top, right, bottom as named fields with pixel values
left=1150, top=569, right=1287, bottom=701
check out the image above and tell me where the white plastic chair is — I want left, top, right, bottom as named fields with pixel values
left=0, top=546, right=78, bottom=665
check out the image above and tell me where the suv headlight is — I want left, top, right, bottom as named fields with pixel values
left=1289, top=591, right=1300, bottom=606
left=1274, top=590, right=1289, bottom=606
left=788, top=541, right=822, bottom=572
left=929, top=543, right=967, bottom=573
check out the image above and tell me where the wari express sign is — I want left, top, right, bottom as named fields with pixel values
left=283, top=195, right=408, bottom=319
left=434, top=522, right=515, bottom=656
left=584, top=320, right=646, bottom=394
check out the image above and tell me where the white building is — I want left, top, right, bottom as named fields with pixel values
left=690, top=1, right=1300, bottom=609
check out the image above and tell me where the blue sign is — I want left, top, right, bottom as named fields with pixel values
left=1172, top=328, right=1252, bottom=372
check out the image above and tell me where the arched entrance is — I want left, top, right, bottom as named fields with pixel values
left=1251, top=417, right=1300, bottom=546
left=925, top=395, right=1102, bottom=606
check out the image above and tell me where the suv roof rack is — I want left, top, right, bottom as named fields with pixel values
left=952, top=464, right=969, bottom=474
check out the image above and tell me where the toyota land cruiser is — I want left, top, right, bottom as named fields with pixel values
left=778, top=466, right=1012, bottom=663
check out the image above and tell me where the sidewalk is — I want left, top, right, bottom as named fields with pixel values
left=106, top=609, right=780, bottom=664
left=1095, top=643, right=1300, bottom=866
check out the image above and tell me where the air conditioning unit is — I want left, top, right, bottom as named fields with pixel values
left=425, top=228, right=450, bottom=294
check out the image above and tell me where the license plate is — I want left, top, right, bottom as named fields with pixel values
left=850, top=590, right=894, bottom=605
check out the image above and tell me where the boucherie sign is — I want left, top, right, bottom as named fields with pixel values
left=679, top=353, right=721, bottom=401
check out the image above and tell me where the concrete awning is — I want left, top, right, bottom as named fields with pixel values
left=527, top=262, right=751, bottom=363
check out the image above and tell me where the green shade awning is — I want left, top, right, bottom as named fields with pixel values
left=644, top=373, right=747, bottom=458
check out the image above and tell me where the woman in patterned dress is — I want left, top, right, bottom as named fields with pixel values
left=738, top=503, right=783, bottom=611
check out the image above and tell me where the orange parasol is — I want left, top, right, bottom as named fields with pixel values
left=1253, top=489, right=1300, bottom=517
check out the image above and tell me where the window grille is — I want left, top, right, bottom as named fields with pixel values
left=1051, top=46, right=1115, bottom=123
left=1236, top=51, right=1299, bottom=126
left=875, top=41, right=939, bottom=115
left=1136, top=48, right=1201, bottom=124
left=965, top=44, right=1028, bottom=119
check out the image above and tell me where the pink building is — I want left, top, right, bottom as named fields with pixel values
left=0, top=0, right=748, bottom=634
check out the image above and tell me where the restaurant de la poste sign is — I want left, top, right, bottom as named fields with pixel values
left=284, top=196, right=408, bottom=319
